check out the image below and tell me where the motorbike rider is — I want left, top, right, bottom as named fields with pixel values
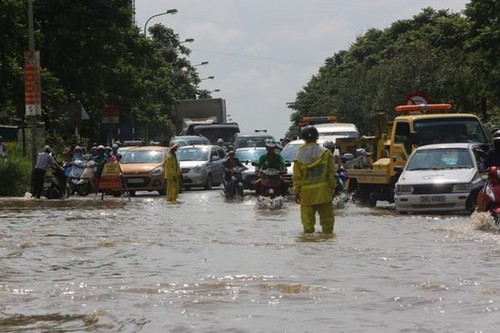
left=293, top=126, right=336, bottom=234
left=92, top=145, right=109, bottom=191
left=323, top=140, right=348, bottom=195
left=217, top=138, right=227, bottom=152
left=466, top=130, right=500, bottom=211
left=223, top=150, right=244, bottom=196
left=254, top=140, right=289, bottom=196
left=32, top=145, right=63, bottom=199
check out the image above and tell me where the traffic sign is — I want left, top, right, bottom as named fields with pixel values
left=403, top=92, right=430, bottom=105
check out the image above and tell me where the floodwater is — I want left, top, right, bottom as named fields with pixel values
left=1, top=189, right=500, bottom=333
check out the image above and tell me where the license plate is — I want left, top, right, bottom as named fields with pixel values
left=127, top=178, right=143, bottom=184
left=420, top=195, right=446, bottom=203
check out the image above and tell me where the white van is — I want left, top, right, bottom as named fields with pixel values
left=315, top=123, right=359, bottom=141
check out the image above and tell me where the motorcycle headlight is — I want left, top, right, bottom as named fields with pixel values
left=150, top=166, right=163, bottom=176
left=452, top=182, right=471, bottom=192
left=395, top=184, right=413, bottom=193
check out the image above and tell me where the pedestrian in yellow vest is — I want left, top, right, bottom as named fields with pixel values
left=164, top=141, right=181, bottom=203
left=293, top=126, right=336, bottom=233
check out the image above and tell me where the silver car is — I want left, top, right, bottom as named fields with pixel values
left=177, top=145, right=226, bottom=190
left=394, top=143, right=485, bottom=214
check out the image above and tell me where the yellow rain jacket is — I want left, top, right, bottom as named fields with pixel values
left=164, top=150, right=180, bottom=181
left=293, top=142, right=336, bottom=205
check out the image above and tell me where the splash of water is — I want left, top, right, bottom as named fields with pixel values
left=471, top=210, right=499, bottom=232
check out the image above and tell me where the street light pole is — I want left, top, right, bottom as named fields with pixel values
left=200, top=76, right=215, bottom=81
left=193, top=61, right=209, bottom=67
left=143, top=9, right=178, bottom=36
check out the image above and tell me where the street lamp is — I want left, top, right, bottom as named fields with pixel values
left=180, top=38, right=194, bottom=44
left=210, top=89, right=221, bottom=93
left=193, top=61, right=209, bottom=67
left=200, top=76, right=215, bottom=81
left=144, top=9, right=178, bottom=36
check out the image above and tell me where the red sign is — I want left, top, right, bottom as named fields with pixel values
left=24, top=50, right=42, bottom=116
left=403, top=92, right=430, bottom=105
left=102, top=105, right=119, bottom=124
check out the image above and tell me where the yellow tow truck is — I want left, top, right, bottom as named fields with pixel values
left=346, top=104, right=490, bottom=206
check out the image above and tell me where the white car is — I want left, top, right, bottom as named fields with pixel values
left=177, top=145, right=226, bottom=190
left=280, top=138, right=339, bottom=189
left=394, top=143, right=485, bottom=214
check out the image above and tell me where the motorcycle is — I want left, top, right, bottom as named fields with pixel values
left=470, top=166, right=500, bottom=225
left=223, top=166, right=246, bottom=200
left=256, top=168, right=288, bottom=209
left=72, top=160, right=95, bottom=196
left=43, top=166, right=70, bottom=199
left=333, top=168, right=350, bottom=209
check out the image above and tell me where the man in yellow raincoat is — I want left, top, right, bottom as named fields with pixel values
left=293, top=126, right=336, bottom=233
left=164, top=141, right=181, bottom=203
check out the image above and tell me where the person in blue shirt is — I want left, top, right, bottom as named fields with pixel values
left=32, top=146, right=62, bottom=199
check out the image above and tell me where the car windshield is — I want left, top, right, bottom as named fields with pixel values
left=280, top=143, right=302, bottom=161
left=236, top=149, right=266, bottom=162
left=120, top=150, right=164, bottom=164
left=177, top=147, right=209, bottom=161
left=406, top=148, right=473, bottom=171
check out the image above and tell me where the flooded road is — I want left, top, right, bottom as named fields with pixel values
left=1, top=189, right=500, bottom=332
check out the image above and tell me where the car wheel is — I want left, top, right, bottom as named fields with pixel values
left=204, top=174, right=213, bottom=190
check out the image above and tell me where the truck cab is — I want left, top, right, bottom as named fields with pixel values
left=347, top=104, right=489, bottom=206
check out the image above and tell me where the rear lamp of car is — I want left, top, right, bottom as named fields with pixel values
left=395, top=184, right=413, bottom=193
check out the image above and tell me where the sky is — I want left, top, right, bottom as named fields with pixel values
left=134, top=0, right=470, bottom=139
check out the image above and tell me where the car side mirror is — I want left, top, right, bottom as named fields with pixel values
left=284, top=161, right=291, bottom=167
left=394, top=166, right=403, bottom=173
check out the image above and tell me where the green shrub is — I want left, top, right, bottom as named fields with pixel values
left=0, top=144, right=33, bottom=196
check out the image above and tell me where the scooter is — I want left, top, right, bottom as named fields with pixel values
left=472, top=166, right=500, bottom=225
left=333, top=168, right=350, bottom=209
left=43, top=167, right=70, bottom=199
left=72, top=160, right=95, bottom=196
left=223, top=166, right=245, bottom=200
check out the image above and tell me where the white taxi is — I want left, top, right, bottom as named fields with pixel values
left=394, top=143, right=484, bottom=214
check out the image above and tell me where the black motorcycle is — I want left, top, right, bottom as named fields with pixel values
left=223, top=166, right=245, bottom=199
left=43, top=167, right=70, bottom=199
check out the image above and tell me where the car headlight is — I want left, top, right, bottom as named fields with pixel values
left=149, top=166, right=163, bottom=176
left=452, top=183, right=472, bottom=192
left=193, top=165, right=203, bottom=173
left=395, top=184, right=413, bottom=193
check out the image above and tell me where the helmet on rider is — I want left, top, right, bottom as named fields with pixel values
left=44, top=145, right=51, bottom=153
left=493, top=130, right=500, bottom=150
left=265, top=140, right=277, bottom=149
left=323, top=140, right=335, bottom=152
left=217, top=138, right=224, bottom=144
left=301, top=125, right=319, bottom=141
left=74, top=146, right=82, bottom=152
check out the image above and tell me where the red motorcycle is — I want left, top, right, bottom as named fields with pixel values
left=474, top=166, right=500, bottom=225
